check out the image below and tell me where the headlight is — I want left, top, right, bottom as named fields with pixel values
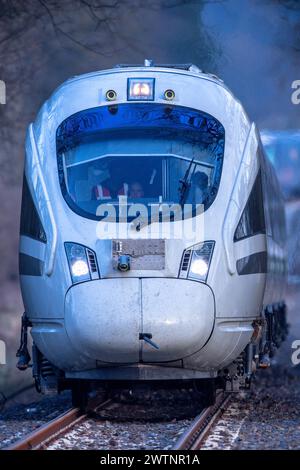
left=71, top=259, right=89, bottom=277
left=127, top=78, right=155, bottom=101
left=179, top=241, right=215, bottom=283
left=65, top=243, right=99, bottom=284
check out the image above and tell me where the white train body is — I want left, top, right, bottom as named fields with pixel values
left=18, top=64, right=287, bottom=394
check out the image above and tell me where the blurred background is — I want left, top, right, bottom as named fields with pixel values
left=0, top=0, right=299, bottom=397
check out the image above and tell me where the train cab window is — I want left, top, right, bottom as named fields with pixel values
left=20, top=175, right=47, bottom=243
left=56, top=103, right=225, bottom=221
left=234, top=170, right=265, bottom=242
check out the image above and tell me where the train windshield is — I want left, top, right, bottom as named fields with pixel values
left=56, top=103, right=225, bottom=221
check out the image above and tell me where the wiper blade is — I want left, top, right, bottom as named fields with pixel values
left=178, top=157, right=195, bottom=206
left=130, top=205, right=177, bottom=230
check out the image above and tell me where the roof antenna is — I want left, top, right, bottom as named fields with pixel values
left=144, top=59, right=153, bottom=67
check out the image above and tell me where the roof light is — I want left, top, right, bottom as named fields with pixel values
left=128, top=78, right=155, bottom=101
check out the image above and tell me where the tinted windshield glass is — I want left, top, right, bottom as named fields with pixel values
left=57, top=103, right=225, bottom=220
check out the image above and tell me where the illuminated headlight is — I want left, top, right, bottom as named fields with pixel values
left=71, top=260, right=89, bottom=277
left=189, top=258, right=209, bottom=278
left=65, top=242, right=99, bottom=284
left=179, top=241, right=215, bottom=283
left=128, top=78, right=155, bottom=101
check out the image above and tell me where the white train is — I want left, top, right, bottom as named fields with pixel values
left=17, top=62, right=288, bottom=406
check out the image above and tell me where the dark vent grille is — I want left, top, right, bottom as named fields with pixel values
left=181, top=250, right=191, bottom=271
left=87, top=249, right=97, bottom=273
left=40, top=357, right=54, bottom=378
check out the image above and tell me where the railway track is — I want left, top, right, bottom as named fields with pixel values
left=173, top=391, right=231, bottom=450
left=5, top=397, right=111, bottom=450
left=5, top=390, right=231, bottom=450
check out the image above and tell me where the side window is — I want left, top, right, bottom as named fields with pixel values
left=20, top=174, right=47, bottom=243
left=234, top=170, right=265, bottom=242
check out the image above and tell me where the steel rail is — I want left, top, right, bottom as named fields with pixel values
left=5, top=398, right=111, bottom=450
left=173, top=391, right=231, bottom=450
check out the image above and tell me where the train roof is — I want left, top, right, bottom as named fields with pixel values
left=32, top=60, right=250, bottom=143
left=57, top=60, right=230, bottom=95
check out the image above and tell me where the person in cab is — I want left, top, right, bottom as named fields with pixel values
left=91, top=162, right=129, bottom=200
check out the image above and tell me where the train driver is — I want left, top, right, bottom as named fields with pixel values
left=190, top=171, right=209, bottom=204
left=129, top=181, right=145, bottom=199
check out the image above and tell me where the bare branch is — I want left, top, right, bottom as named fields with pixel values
left=38, top=0, right=117, bottom=57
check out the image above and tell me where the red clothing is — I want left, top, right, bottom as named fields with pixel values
left=94, top=183, right=128, bottom=200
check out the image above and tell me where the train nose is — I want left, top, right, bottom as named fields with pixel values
left=65, top=279, right=141, bottom=363
left=64, top=278, right=215, bottom=364
left=140, top=279, right=215, bottom=362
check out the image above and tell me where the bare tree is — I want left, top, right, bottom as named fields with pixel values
left=0, top=0, right=219, bottom=285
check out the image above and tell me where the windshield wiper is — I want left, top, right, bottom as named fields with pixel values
left=178, top=157, right=195, bottom=206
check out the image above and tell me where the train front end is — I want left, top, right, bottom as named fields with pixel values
left=18, top=64, right=255, bottom=396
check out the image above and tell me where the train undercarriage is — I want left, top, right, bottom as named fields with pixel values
left=16, top=303, right=288, bottom=409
